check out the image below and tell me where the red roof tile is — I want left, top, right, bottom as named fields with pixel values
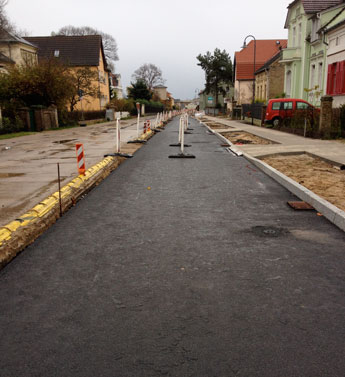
left=235, top=39, right=287, bottom=80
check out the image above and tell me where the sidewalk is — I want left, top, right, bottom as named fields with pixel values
left=0, top=115, right=155, bottom=227
left=1, top=117, right=344, bottom=376
left=204, top=116, right=345, bottom=165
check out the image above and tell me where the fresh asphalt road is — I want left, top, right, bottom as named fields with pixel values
left=1, top=117, right=345, bottom=377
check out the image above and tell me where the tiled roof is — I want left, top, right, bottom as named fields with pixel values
left=0, top=51, right=15, bottom=64
left=235, top=40, right=287, bottom=80
left=301, top=0, right=343, bottom=13
left=25, top=35, right=103, bottom=67
left=255, top=51, right=282, bottom=74
left=287, top=0, right=343, bottom=13
left=0, top=28, right=36, bottom=48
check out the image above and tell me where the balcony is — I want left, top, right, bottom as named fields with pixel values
left=280, top=47, right=302, bottom=63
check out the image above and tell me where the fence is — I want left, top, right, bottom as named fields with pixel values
left=241, top=103, right=264, bottom=120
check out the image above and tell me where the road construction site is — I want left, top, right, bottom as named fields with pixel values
left=1, top=115, right=345, bottom=377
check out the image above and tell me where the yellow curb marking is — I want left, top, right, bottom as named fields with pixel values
left=0, top=156, right=115, bottom=246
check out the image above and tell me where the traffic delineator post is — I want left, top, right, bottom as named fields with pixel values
left=104, top=117, right=133, bottom=158
left=169, top=114, right=195, bottom=158
left=76, top=143, right=86, bottom=175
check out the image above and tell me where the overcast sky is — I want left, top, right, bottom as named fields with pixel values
left=6, top=0, right=289, bottom=99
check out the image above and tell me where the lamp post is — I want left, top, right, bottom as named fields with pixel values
left=241, top=35, right=256, bottom=125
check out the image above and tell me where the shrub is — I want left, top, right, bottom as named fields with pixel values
left=0, top=116, right=25, bottom=134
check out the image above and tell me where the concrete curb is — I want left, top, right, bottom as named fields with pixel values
left=201, top=122, right=345, bottom=233
left=243, top=153, right=345, bottom=232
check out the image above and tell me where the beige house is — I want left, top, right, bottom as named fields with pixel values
left=153, top=85, right=168, bottom=101
left=0, top=28, right=38, bottom=72
left=255, top=51, right=285, bottom=102
left=25, top=35, right=110, bottom=111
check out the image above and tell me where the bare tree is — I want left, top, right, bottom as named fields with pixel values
left=52, top=25, right=119, bottom=65
left=132, top=63, right=165, bottom=90
left=0, top=0, right=14, bottom=32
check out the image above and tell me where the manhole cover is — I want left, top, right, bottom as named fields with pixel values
left=251, top=226, right=288, bottom=237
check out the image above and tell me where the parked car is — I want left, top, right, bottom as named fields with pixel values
left=264, top=98, right=319, bottom=127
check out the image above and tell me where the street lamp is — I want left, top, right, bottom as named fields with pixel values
left=241, top=35, right=256, bottom=125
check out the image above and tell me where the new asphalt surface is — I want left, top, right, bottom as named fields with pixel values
left=1, top=117, right=345, bottom=377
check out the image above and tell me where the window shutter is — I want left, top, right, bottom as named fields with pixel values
left=341, top=60, right=345, bottom=94
left=326, top=64, right=333, bottom=95
left=336, top=62, right=342, bottom=94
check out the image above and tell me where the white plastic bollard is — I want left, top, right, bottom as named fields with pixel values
left=116, top=117, right=120, bottom=153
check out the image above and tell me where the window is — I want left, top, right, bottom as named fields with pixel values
left=327, top=61, right=345, bottom=95
left=20, top=49, right=36, bottom=65
left=297, top=101, right=308, bottom=109
left=272, top=102, right=281, bottom=110
left=286, top=70, right=292, bottom=98
left=283, top=101, right=293, bottom=110
left=318, top=62, right=323, bottom=89
left=298, top=23, right=302, bottom=47
left=310, top=64, right=316, bottom=88
left=292, top=26, right=296, bottom=47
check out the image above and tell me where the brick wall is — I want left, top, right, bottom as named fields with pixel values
left=268, top=59, right=285, bottom=99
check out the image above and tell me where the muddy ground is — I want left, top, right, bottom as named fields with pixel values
left=220, top=131, right=274, bottom=145
left=261, top=154, right=345, bottom=212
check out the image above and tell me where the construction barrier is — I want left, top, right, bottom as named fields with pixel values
left=75, top=143, right=86, bottom=175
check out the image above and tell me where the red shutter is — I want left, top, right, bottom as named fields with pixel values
left=341, top=60, right=345, bottom=95
left=336, top=62, right=342, bottom=94
left=327, top=64, right=333, bottom=95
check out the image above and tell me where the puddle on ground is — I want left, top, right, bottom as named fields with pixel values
left=0, top=172, right=25, bottom=178
left=53, top=139, right=77, bottom=144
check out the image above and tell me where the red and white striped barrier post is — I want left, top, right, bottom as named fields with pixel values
left=147, top=120, right=151, bottom=132
left=75, top=143, right=86, bottom=175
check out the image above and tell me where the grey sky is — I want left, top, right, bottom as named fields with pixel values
left=6, top=0, right=289, bottom=99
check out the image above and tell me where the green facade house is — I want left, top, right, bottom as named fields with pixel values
left=281, top=0, right=345, bottom=106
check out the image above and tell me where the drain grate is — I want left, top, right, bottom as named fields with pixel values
left=251, top=226, right=288, bottom=238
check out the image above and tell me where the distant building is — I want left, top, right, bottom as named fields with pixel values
left=255, top=50, right=286, bottom=102
left=109, top=73, right=123, bottom=99
left=0, top=28, right=38, bottom=73
left=153, top=85, right=168, bottom=101
left=25, top=35, right=110, bottom=111
left=234, top=39, right=287, bottom=105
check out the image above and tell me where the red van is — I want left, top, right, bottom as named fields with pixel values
left=264, top=98, right=318, bottom=127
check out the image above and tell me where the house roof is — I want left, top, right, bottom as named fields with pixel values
left=255, top=51, right=282, bottom=75
left=0, top=51, right=15, bottom=64
left=234, top=39, right=287, bottom=80
left=301, top=0, right=343, bottom=14
left=285, top=0, right=344, bottom=28
left=0, top=28, right=37, bottom=48
left=324, top=17, right=345, bottom=32
left=25, top=35, right=106, bottom=67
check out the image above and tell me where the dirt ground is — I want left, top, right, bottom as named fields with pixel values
left=261, top=154, right=345, bottom=212
left=204, top=122, right=234, bottom=130
left=221, top=131, right=274, bottom=145
left=0, top=116, right=154, bottom=227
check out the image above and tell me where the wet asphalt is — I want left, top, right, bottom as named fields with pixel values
left=1, top=117, right=345, bottom=377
